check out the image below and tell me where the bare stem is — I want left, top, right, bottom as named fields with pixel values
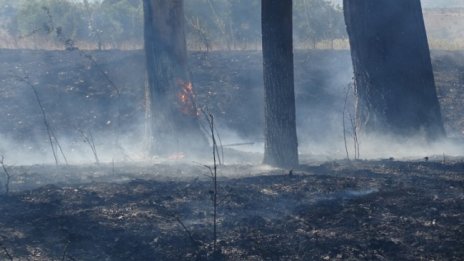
left=209, top=113, right=218, bottom=253
left=61, top=240, right=70, bottom=261
left=81, top=53, right=122, bottom=153
left=1, top=156, right=11, bottom=195
left=343, top=85, right=351, bottom=161
left=175, top=216, right=199, bottom=247
left=0, top=241, right=13, bottom=261
left=201, top=109, right=219, bottom=253
left=16, top=75, right=67, bottom=165
left=349, top=114, right=360, bottom=160
left=79, top=129, right=100, bottom=164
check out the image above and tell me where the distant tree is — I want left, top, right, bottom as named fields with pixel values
left=4, top=0, right=143, bottom=49
left=143, top=0, right=208, bottom=156
left=325, top=3, right=345, bottom=48
left=184, top=0, right=220, bottom=50
left=344, top=0, right=445, bottom=139
left=94, top=0, right=143, bottom=48
left=184, top=0, right=260, bottom=50
left=3, top=0, right=346, bottom=50
left=228, top=0, right=261, bottom=49
left=12, top=0, right=86, bottom=40
left=261, top=0, right=299, bottom=168
left=293, top=0, right=345, bottom=49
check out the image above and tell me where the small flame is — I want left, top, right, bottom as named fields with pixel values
left=177, top=80, right=199, bottom=116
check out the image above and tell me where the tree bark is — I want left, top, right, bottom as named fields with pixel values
left=143, top=0, right=207, bottom=156
left=343, top=0, right=445, bottom=139
left=262, top=0, right=299, bottom=168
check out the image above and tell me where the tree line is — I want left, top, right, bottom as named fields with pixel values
left=1, top=0, right=346, bottom=50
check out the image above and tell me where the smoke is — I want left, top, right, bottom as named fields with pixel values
left=0, top=48, right=462, bottom=166
left=0, top=1, right=462, bottom=167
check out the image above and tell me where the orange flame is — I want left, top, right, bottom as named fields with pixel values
left=177, top=80, right=198, bottom=116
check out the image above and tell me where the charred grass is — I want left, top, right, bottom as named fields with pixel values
left=0, top=160, right=463, bottom=260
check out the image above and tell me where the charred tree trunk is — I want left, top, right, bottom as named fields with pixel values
left=343, top=0, right=445, bottom=140
left=143, top=0, right=207, bottom=156
left=262, top=0, right=299, bottom=168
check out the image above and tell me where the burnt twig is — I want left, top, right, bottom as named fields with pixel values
left=343, top=85, right=351, bottom=161
left=0, top=156, right=11, bottom=195
left=152, top=202, right=200, bottom=248
left=78, top=129, right=100, bottom=164
left=14, top=73, right=68, bottom=165
left=201, top=109, right=219, bottom=254
left=61, top=240, right=71, bottom=261
left=174, top=216, right=199, bottom=247
left=0, top=240, right=13, bottom=261
left=349, top=113, right=360, bottom=160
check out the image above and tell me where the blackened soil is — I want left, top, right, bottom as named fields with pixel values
left=0, top=159, right=463, bottom=260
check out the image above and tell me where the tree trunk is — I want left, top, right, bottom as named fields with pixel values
left=262, top=0, right=299, bottom=168
left=143, top=0, right=207, bottom=156
left=343, top=0, right=445, bottom=139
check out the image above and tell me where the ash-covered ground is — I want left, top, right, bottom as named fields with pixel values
left=0, top=49, right=463, bottom=260
left=0, top=159, right=463, bottom=260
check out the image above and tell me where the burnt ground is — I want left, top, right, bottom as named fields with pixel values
left=0, top=48, right=463, bottom=260
left=0, top=159, right=463, bottom=260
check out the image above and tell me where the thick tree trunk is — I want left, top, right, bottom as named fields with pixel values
left=343, top=0, right=445, bottom=139
left=143, top=0, right=207, bottom=156
left=262, top=0, right=299, bottom=168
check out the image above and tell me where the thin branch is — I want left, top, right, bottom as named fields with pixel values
left=0, top=156, right=11, bottom=195
left=217, top=193, right=232, bottom=206
left=15, top=74, right=67, bottom=165
left=203, top=165, right=214, bottom=178
left=22, top=6, right=122, bottom=160
left=0, top=241, right=13, bottom=261
left=152, top=203, right=200, bottom=248
left=174, top=216, right=200, bottom=247
left=79, top=129, right=100, bottom=164
left=50, top=127, right=69, bottom=165
left=212, top=122, right=224, bottom=166
left=349, top=113, right=360, bottom=160
left=343, top=85, right=351, bottom=161
left=61, top=240, right=70, bottom=261
left=201, top=110, right=219, bottom=253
